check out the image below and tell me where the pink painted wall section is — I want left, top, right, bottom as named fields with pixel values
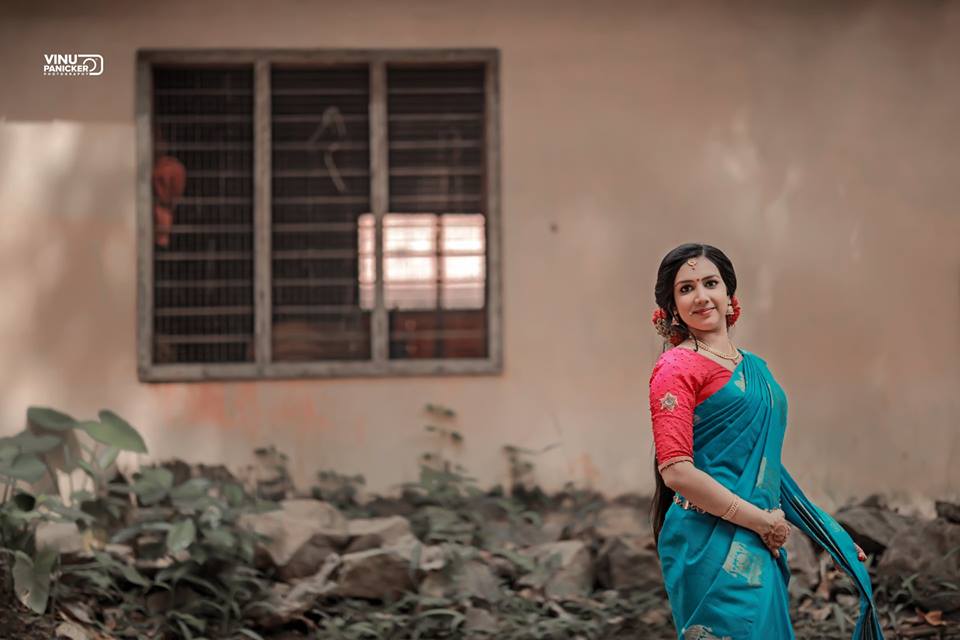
left=1, top=0, right=959, bottom=511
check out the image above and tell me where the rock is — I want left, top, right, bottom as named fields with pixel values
left=833, top=505, right=914, bottom=555
left=520, top=540, right=593, bottom=599
left=55, top=622, right=89, bottom=640
left=411, top=537, right=447, bottom=572
left=935, top=500, right=960, bottom=525
left=35, top=521, right=85, bottom=555
left=478, top=550, right=519, bottom=581
left=783, top=527, right=820, bottom=592
left=877, top=518, right=960, bottom=612
left=595, top=505, right=649, bottom=540
left=471, top=504, right=567, bottom=549
left=464, top=605, right=498, bottom=636
left=279, top=534, right=342, bottom=582
left=858, top=494, right=889, bottom=510
left=640, top=606, right=671, bottom=626
left=887, top=495, right=938, bottom=520
left=566, top=502, right=645, bottom=545
left=541, top=510, right=575, bottom=541
left=420, top=559, right=503, bottom=603
left=254, top=554, right=340, bottom=628
left=333, top=540, right=418, bottom=600
left=344, top=516, right=412, bottom=554
left=342, top=534, right=380, bottom=555
left=239, top=499, right=349, bottom=580
left=466, top=500, right=569, bottom=549
left=595, top=534, right=661, bottom=591
left=479, top=518, right=556, bottom=549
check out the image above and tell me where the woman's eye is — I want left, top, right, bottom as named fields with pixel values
left=706, top=280, right=717, bottom=287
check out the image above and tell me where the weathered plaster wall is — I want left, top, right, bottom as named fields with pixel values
left=1, top=0, right=958, bottom=510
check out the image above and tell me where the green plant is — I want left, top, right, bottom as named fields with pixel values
left=0, top=406, right=148, bottom=614
left=403, top=407, right=543, bottom=548
left=501, top=443, right=557, bottom=494
left=88, top=470, right=276, bottom=638
left=408, top=404, right=478, bottom=505
left=0, top=406, right=273, bottom=638
left=312, top=469, right=366, bottom=512
left=251, top=445, right=293, bottom=501
left=398, top=405, right=487, bottom=545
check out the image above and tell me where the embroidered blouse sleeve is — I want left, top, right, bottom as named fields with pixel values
left=649, top=351, right=699, bottom=473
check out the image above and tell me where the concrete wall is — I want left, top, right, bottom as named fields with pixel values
left=1, top=0, right=958, bottom=511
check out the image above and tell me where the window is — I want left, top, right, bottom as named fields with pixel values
left=137, top=50, right=501, bottom=381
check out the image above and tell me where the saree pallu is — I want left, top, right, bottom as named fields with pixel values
left=656, top=350, right=884, bottom=640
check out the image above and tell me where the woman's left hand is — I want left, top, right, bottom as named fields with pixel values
left=855, top=543, right=866, bottom=563
left=758, top=509, right=790, bottom=558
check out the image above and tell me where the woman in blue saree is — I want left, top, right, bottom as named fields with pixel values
left=648, top=244, right=884, bottom=640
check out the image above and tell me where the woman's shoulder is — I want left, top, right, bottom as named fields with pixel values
left=650, top=347, right=706, bottom=384
left=652, top=346, right=696, bottom=367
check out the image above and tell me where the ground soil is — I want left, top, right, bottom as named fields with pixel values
left=0, top=556, right=60, bottom=640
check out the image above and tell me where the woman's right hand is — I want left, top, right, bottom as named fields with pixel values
left=757, top=508, right=790, bottom=558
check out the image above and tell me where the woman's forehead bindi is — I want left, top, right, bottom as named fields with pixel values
left=674, top=274, right=719, bottom=286
left=674, top=262, right=721, bottom=286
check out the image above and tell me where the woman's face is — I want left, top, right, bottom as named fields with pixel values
left=672, top=256, right=730, bottom=333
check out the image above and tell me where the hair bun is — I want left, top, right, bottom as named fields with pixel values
left=652, top=308, right=686, bottom=346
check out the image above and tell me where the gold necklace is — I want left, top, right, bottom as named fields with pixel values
left=694, top=337, right=741, bottom=362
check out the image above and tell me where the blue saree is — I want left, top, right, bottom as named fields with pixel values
left=656, top=349, right=884, bottom=640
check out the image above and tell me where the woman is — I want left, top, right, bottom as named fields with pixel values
left=648, top=243, right=884, bottom=640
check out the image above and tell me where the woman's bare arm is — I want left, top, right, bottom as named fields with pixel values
left=662, top=461, right=775, bottom=538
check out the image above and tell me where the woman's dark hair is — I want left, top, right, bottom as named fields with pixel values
left=649, top=243, right=737, bottom=547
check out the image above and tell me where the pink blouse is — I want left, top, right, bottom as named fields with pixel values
left=649, top=347, right=733, bottom=473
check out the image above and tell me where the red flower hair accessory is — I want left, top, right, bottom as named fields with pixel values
left=652, top=308, right=685, bottom=346
left=726, top=295, right=741, bottom=328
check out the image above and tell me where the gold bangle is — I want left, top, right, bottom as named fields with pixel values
left=727, top=499, right=741, bottom=521
left=721, top=495, right=740, bottom=521
left=719, top=495, right=735, bottom=518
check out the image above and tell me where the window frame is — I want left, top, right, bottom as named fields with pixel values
left=136, top=48, right=502, bottom=381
